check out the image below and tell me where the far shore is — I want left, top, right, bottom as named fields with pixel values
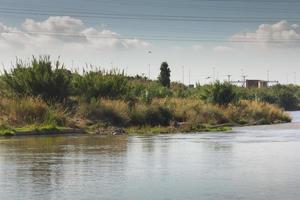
left=1, top=118, right=293, bottom=137
left=0, top=57, right=295, bottom=137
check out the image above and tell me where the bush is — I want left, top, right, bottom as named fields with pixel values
left=276, top=89, right=299, bottom=111
left=129, top=103, right=172, bottom=126
left=144, top=106, right=172, bottom=126
left=72, top=70, right=129, bottom=100
left=77, top=98, right=130, bottom=126
left=226, top=100, right=291, bottom=124
left=201, top=82, right=237, bottom=106
left=0, top=96, right=68, bottom=126
left=3, top=56, right=71, bottom=102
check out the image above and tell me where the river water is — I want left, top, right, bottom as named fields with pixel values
left=1, top=112, right=300, bottom=200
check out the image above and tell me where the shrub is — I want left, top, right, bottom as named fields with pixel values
left=200, top=82, right=237, bottom=106
left=72, top=70, right=129, bottom=100
left=0, top=96, right=68, bottom=126
left=144, top=106, right=172, bottom=126
left=226, top=100, right=291, bottom=124
left=3, top=56, right=71, bottom=102
left=276, top=90, right=299, bottom=111
left=77, top=98, right=130, bottom=126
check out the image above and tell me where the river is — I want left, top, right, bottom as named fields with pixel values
left=1, top=111, right=300, bottom=200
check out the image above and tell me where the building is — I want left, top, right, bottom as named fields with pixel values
left=246, top=80, right=268, bottom=88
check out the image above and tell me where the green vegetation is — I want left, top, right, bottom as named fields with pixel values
left=200, top=81, right=237, bottom=105
left=0, top=56, right=293, bottom=136
left=3, top=56, right=71, bottom=102
left=158, top=62, right=171, bottom=88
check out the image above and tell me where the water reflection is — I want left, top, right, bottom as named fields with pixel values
left=0, top=136, right=129, bottom=199
left=0, top=112, right=300, bottom=200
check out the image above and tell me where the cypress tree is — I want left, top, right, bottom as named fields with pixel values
left=158, top=62, right=171, bottom=88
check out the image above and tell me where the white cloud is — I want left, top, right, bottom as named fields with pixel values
left=231, top=20, right=300, bottom=47
left=0, top=16, right=150, bottom=51
left=22, top=16, right=84, bottom=33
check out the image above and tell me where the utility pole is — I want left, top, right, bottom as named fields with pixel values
left=188, top=67, right=191, bottom=85
left=267, top=70, right=270, bottom=81
left=226, top=75, right=232, bottom=82
left=182, top=66, right=185, bottom=85
left=147, top=50, right=152, bottom=80
left=212, top=67, right=216, bottom=82
left=148, top=64, right=151, bottom=80
left=241, top=68, right=246, bottom=87
left=242, top=75, right=247, bottom=87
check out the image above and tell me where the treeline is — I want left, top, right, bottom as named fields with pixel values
left=2, top=57, right=299, bottom=110
left=0, top=56, right=292, bottom=133
left=0, top=57, right=187, bottom=102
left=194, top=83, right=300, bottom=111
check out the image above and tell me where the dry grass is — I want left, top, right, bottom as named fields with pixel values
left=152, top=98, right=228, bottom=125
left=0, top=96, right=68, bottom=127
left=226, top=100, right=291, bottom=124
left=151, top=98, right=290, bottom=125
left=77, top=98, right=130, bottom=126
left=0, top=96, right=291, bottom=131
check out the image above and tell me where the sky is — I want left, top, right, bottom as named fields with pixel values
left=1, top=0, right=300, bottom=84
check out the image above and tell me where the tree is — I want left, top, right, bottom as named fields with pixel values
left=158, top=62, right=171, bottom=88
left=277, top=90, right=299, bottom=111
left=201, top=82, right=237, bottom=106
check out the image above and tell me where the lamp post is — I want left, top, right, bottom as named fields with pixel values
left=148, top=50, right=152, bottom=80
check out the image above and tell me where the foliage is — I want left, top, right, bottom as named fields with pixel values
left=245, top=85, right=300, bottom=111
left=200, top=81, right=237, bottom=105
left=158, top=62, right=171, bottom=88
left=0, top=96, right=68, bottom=127
left=0, top=56, right=295, bottom=134
left=3, top=56, right=71, bottom=102
left=72, top=70, right=129, bottom=100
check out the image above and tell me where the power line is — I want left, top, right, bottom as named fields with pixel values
left=3, top=30, right=300, bottom=43
left=1, top=8, right=300, bottom=23
left=2, top=28, right=300, bottom=44
left=0, top=7, right=299, bottom=20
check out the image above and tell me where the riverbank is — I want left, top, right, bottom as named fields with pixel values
left=0, top=97, right=291, bottom=136
left=2, top=119, right=291, bottom=137
left=0, top=125, right=84, bottom=136
left=0, top=57, right=293, bottom=136
left=0, top=124, right=231, bottom=137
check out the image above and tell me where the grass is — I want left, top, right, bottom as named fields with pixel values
left=0, top=96, right=68, bottom=127
left=125, top=124, right=232, bottom=135
left=0, top=127, right=15, bottom=136
left=0, top=96, right=292, bottom=136
left=0, top=124, right=79, bottom=136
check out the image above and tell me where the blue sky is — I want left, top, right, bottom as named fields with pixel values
left=2, top=0, right=299, bottom=39
left=1, top=0, right=300, bottom=84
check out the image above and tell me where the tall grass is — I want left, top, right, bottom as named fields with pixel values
left=72, top=70, right=129, bottom=100
left=227, top=100, right=291, bottom=124
left=3, top=56, right=71, bottom=102
left=0, top=96, right=68, bottom=127
left=75, top=97, right=290, bottom=128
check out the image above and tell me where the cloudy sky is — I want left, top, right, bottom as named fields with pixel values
left=1, top=0, right=300, bottom=84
